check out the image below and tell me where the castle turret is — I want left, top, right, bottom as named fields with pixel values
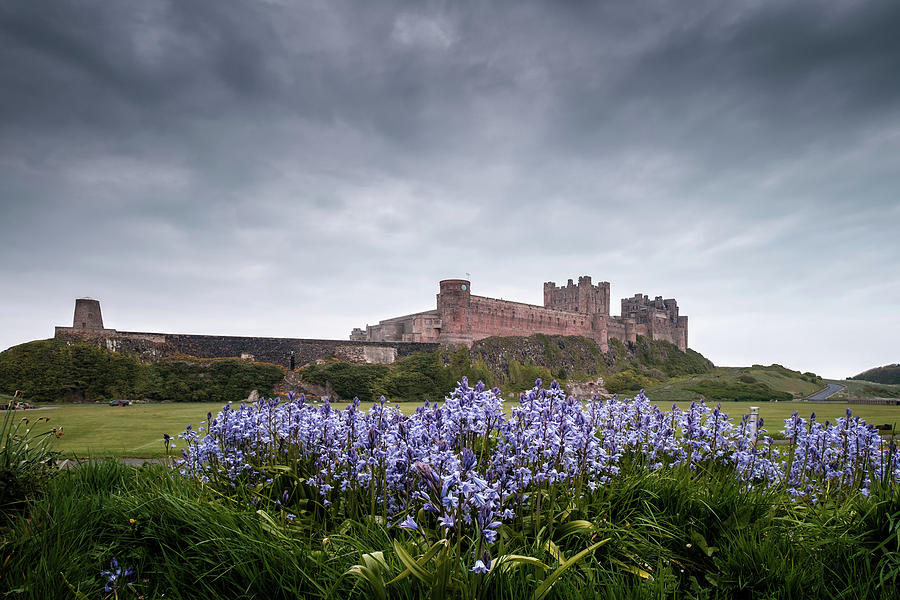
left=73, top=298, right=104, bottom=330
left=624, top=318, right=636, bottom=345
left=436, top=279, right=472, bottom=345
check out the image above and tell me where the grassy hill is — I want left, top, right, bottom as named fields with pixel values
left=645, top=364, right=825, bottom=403
left=831, top=379, right=900, bottom=400
left=849, top=364, right=900, bottom=385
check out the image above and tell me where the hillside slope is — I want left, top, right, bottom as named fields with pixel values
left=850, top=364, right=900, bottom=385
left=645, top=364, right=826, bottom=403
left=465, top=334, right=713, bottom=393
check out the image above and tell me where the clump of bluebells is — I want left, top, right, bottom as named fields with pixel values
left=176, top=379, right=900, bottom=571
left=100, top=557, right=135, bottom=596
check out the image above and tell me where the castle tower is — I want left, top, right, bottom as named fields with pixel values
left=73, top=298, right=104, bottom=329
left=436, top=279, right=472, bottom=345
left=543, top=276, right=610, bottom=316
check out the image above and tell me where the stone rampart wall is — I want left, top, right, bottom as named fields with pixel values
left=607, top=320, right=627, bottom=344
left=461, top=296, right=599, bottom=342
left=54, top=327, right=437, bottom=366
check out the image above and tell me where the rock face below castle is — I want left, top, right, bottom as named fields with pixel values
left=351, top=276, right=688, bottom=352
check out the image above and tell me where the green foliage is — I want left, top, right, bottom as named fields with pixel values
left=0, top=339, right=284, bottom=403
left=299, top=361, right=390, bottom=402
left=859, top=384, right=900, bottom=399
left=605, top=369, right=655, bottom=394
left=143, top=360, right=285, bottom=403
left=851, top=364, right=900, bottom=385
left=506, top=360, right=554, bottom=391
left=801, top=371, right=824, bottom=384
left=374, top=352, right=452, bottom=403
left=631, top=336, right=714, bottom=378
left=6, top=459, right=900, bottom=599
left=685, top=379, right=793, bottom=402
left=300, top=351, right=497, bottom=403
left=446, top=346, right=494, bottom=390
left=0, top=406, right=60, bottom=516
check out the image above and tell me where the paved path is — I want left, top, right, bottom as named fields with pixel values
left=805, top=382, right=846, bottom=401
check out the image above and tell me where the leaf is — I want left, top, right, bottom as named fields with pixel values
left=533, top=538, right=610, bottom=600
left=690, top=531, right=717, bottom=557
left=393, top=539, right=438, bottom=585
left=545, top=539, right=567, bottom=564
left=386, top=540, right=447, bottom=585
left=345, top=553, right=388, bottom=600
left=60, top=572, right=92, bottom=600
left=556, top=519, right=595, bottom=539
left=256, top=510, right=287, bottom=540
left=612, top=558, right=653, bottom=581
left=559, top=500, right=577, bottom=522
left=501, top=523, right=526, bottom=545
left=492, top=554, right=551, bottom=573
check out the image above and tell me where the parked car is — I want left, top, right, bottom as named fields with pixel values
left=2, top=401, right=34, bottom=410
left=109, top=400, right=132, bottom=407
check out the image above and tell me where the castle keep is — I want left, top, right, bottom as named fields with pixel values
left=351, top=276, right=688, bottom=352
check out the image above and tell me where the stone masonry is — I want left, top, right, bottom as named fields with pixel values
left=353, top=276, right=689, bottom=352
left=55, top=299, right=437, bottom=367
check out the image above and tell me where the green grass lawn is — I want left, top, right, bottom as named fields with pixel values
left=19, top=400, right=432, bottom=458
left=17, top=402, right=226, bottom=458
left=15, top=393, right=900, bottom=458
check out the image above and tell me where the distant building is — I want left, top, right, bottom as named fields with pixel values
left=351, top=276, right=688, bottom=352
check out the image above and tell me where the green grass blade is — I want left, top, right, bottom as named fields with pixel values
left=533, top=538, right=611, bottom=600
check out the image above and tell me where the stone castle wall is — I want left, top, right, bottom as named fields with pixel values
left=445, top=295, right=603, bottom=344
left=55, top=326, right=436, bottom=367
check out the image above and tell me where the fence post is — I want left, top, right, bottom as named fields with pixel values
left=749, top=406, right=760, bottom=444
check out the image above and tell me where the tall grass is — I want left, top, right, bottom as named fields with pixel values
left=3, top=459, right=899, bottom=599
left=0, top=405, right=61, bottom=516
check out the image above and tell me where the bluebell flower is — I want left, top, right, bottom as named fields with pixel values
left=100, top=558, right=135, bottom=593
left=471, top=559, right=489, bottom=574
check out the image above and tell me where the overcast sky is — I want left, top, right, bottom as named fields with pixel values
left=1, top=0, right=898, bottom=379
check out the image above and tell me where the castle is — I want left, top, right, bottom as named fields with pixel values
left=53, top=277, right=688, bottom=368
left=351, top=276, right=688, bottom=352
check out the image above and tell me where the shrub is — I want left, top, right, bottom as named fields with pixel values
left=299, top=361, right=390, bottom=402
left=0, top=340, right=284, bottom=402
left=0, top=406, right=61, bottom=516
left=604, top=369, right=654, bottom=394
left=685, top=379, right=792, bottom=402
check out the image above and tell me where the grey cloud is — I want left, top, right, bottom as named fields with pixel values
left=0, top=0, right=897, bottom=378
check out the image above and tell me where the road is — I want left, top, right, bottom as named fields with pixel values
left=805, top=382, right=846, bottom=401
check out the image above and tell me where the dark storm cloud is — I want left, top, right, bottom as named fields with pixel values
left=0, top=0, right=897, bottom=378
